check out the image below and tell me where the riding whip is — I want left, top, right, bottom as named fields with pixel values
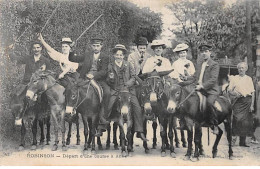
left=40, top=1, right=61, bottom=33
left=72, top=14, right=103, bottom=46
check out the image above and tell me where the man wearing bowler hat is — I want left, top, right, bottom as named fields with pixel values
left=194, top=43, right=220, bottom=135
left=128, top=37, right=151, bottom=75
left=69, top=37, right=110, bottom=125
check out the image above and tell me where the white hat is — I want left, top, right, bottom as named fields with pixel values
left=151, top=40, right=166, bottom=49
left=61, top=37, right=73, bottom=44
left=173, top=43, right=189, bottom=52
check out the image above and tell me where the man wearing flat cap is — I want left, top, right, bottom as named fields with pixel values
left=194, top=43, right=220, bottom=135
left=69, top=37, right=110, bottom=125
left=128, top=37, right=151, bottom=75
left=99, top=44, right=148, bottom=141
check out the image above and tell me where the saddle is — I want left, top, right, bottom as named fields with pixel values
left=197, top=92, right=207, bottom=113
left=82, top=79, right=103, bottom=103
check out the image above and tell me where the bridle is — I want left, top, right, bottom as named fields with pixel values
left=146, top=75, right=165, bottom=99
left=70, top=82, right=91, bottom=111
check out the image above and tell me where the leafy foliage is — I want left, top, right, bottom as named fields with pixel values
left=167, top=0, right=259, bottom=65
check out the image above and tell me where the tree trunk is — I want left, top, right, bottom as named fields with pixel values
left=246, top=0, right=253, bottom=76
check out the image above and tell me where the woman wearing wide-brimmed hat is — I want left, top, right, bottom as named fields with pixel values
left=38, top=33, right=78, bottom=87
left=169, top=43, right=195, bottom=82
left=142, top=39, right=172, bottom=74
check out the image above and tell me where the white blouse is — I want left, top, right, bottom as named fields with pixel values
left=142, top=55, right=172, bottom=74
left=228, top=75, right=255, bottom=97
left=169, top=58, right=195, bottom=81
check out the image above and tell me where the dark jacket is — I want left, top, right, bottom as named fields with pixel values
left=106, top=60, right=136, bottom=95
left=10, top=52, right=51, bottom=84
left=194, top=58, right=220, bottom=95
left=69, top=51, right=109, bottom=81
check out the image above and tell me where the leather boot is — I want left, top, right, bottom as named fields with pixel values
left=136, top=132, right=149, bottom=142
left=95, top=129, right=103, bottom=137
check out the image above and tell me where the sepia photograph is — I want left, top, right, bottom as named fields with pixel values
left=0, top=0, right=260, bottom=166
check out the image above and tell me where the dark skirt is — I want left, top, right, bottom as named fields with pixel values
left=232, top=96, right=253, bottom=137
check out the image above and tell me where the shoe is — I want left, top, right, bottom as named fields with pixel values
left=99, top=116, right=110, bottom=125
left=212, top=126, right=219, bottom=135
left=239, top=143, right=250, bottom=147
left=136, top=132, right=149, bottom=142
left=95, top=129, right=103, bottom=137
left=251, top=139, right=259, bottom=144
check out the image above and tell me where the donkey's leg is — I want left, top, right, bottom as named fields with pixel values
left=60, top=110, right=67, bottom=151
left=31, top=119, right=38, bottom=150
left=168, top=117, right=176, bottom=158
left=76, top=118, right=80, bottom=145
left=118, top=118, right=126, bottom=157
left=184, top=125, right=193, bottom=160
left=106, top=123, right=111, bottom=149
left=19, top=121, right=26, bottom=151
left=82, top=114, right=89, bottom=155
left=212, top=126, right=223, bottom=158
left=97, top=136, right=103, bottom=150
left=181, top=129, right=187, bottom=147
left=87, top=118, right=92, bottom=148
left=143, top=120, right=149, bottom=153
left=66, top=121, right=72, bottom=145
left=127, top=116, right=134, bottom=157
left=193, top=124, right=202, bottom=161
left=159, top=118, right=166, bottom=157
left=51, top=108, right=59, bottom=151
left=152, top=120, right=157, bottom=149
left=113, top=122, right=119, bottom=150
left=164, top=121, right=170, bottom=150
left=46, top=116, right=51, bottom=145
left=39, top=120, right=45, bottom=146
left=224, top=119, right=234, bottom=159
left=91, top=116, right=98, bottom=155
left=173, top=117, right=180, bottom=148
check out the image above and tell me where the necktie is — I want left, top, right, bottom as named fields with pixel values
left=198, top=61, right=207, bottom=85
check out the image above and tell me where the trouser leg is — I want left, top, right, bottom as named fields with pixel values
left=130, top=96, right=143, bottom=133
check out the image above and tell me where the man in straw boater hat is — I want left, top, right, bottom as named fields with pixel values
left=194, top=43, right=220, bottom=135
left=142, top=39, right=172, bottom=74
left=69, top=37, right=110, bottom=128
left=38, top=33, right=78, bottom=88
left=169, top=43, right=195, bottom=82
left=98, top=44, right=148, bottom=141
left=128, top=37, right=151, bottom=75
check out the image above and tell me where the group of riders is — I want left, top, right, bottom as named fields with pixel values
left=7, top=32, right=256, bottom=154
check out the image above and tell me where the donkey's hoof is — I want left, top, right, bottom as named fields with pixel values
left=212, top=150, right=218, bottom=158
left=145, top=148, right=150, bottom=154
left=66, top=140, right=70, bottom=145
left=31, top=145, right=37, bottom=150
left=191, top=157, right=199, bottom=162
left=161, top=151, right=166, bottom=157
left=183, top=155, right=191, bottom=161
left=62, top=146, right=67, bottom=151
left=98, top=145, right=103, bottom=150
left=229, top=155, right=234, bottom=160
left=83, top=149, right=88, bottom=155
left=106, top=144, right=110, bottom=150
left=46, top=142, right=50, bottom=145
left=76, top=140, right=80, bottom=145
left=199, top=150, right=205, bottom=156
left=152, top=144, right=157, bottom=149
left=175, top=143, right=180, bottom=148
left=128, top=152, right=133, bottom=157
left=183, top=143, right=187, bottom=148
left=91, top=150, right=96, bottom=155
left=87, top=144, right=91, bottom=149
left=114, top=145, right=119, bottom=150
left=39, top=141, right=44, bottom=146
left=170, top=152, right=176, bottom=158
left=18, top=146, right=24, bottom=151
left=122, top=151, right=127, bottom=157
left=52, top=144, right=58, bottom=151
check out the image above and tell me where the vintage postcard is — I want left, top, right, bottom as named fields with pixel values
left=0, top=0, right=260, bottom=166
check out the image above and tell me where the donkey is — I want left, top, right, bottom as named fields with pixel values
left=165, top=78, right=234, bottom=161
left=11, top=84, right=50, bottom=150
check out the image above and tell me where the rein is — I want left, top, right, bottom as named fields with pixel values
left=74, top=82, right=91, bottom=110
left=177, top=89, right=196, bottom=108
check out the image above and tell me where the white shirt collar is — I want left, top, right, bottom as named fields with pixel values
left=154, top=55, right=163, bottom=59
left=115, top=60, right=123, bottom=67
left=94, top=53, right=100, bottom=60
left=34, top=55, right=41, bottom=62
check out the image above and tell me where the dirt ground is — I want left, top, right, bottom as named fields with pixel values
left=0, top=109, right=260, bottom=166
